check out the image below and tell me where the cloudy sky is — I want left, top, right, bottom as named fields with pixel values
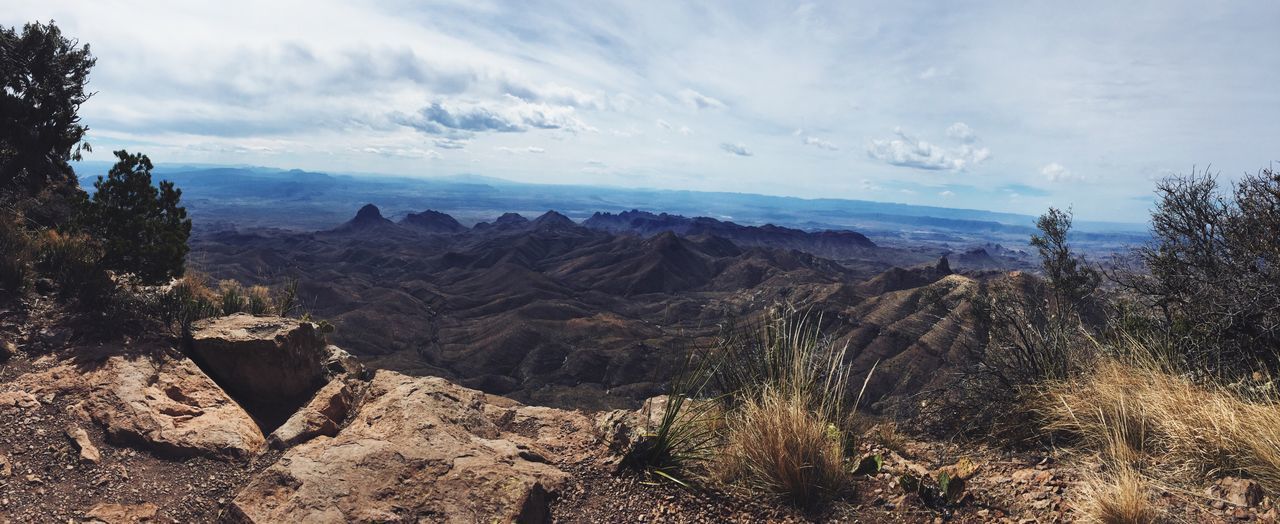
left=7, top=1, right=1279, bottom=222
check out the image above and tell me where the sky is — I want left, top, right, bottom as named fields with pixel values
left=6, top=1, right=1280, bottom=222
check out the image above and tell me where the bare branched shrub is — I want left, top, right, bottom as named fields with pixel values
left=947, top=208, right=1100, bottom=441
left=1118, top=167, right=1280, bottom=375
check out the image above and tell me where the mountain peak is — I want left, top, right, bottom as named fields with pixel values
left=354, top=204, right=384, bottom=222
left=401, top=209, right=466, bottom=233
left=532, top=210, right=576, bottom=229
left=495, top=212, right=529, bottom=226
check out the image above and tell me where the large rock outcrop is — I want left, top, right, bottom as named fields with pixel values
left=189, top=315, right=329, bottom=415
left=9, top=347, right=265, bottom=460
left=228, top=371, right=596, bottom=523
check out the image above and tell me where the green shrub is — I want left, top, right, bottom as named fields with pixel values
left=218, top=280, right=245, bottom=315
left=0, top=216, right=34, bottom=296
left=79, top=150, right=191, bottom=285
left=153, top=273, right=218, bottom=337
left=34, top=229, right=107, bottom=299
left=246, top=285, right=272, bottom=316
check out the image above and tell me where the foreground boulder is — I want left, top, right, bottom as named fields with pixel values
left=10, top=347, right=265, bottom=460
left=228, top=371, right=596, bottom=523
left=190, top=314, right=329, bottom=402
left=267, top=379, right=354, bottom=449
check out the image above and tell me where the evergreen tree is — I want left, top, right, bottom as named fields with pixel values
left=0, top=21, right=95, bottom=207
left=82, top=150, right=191, bottom=284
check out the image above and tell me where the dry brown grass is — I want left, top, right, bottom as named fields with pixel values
left=1075, top=465, right=1162, bottom=524
left=1042, top=347, right=1280, bottom=493
left=716, top=386, right=847, bottom=506
left=708, top=310, right=861, bottom=507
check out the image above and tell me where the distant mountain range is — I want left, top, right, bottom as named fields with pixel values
left=72, top=164, right=1147, bottom=248
left=189, top=203, right=991, bottom=411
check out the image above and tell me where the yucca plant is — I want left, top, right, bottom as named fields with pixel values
left=619, top=349, right=722, bottom=487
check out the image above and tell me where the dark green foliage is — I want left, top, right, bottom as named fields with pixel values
left=0, top=216, right=34, bottom=295
left=0, top=21, right=95, bottom=214
left=1031, top=207, right=1101, bottom=322
left=942, top=208, right=1099, bottom=441
left=1122, top=167, right=1280, bottom=374
left=80, top=150, right=191, bottom=285
left=34, top=230, right=109, bottom=301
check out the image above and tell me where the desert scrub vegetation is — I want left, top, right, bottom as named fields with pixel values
left=624, top=310, right=870, bottom=508
left=1025, top=166, right=1280, bottom=518
left=1042, top=338, right=1280, bottom=498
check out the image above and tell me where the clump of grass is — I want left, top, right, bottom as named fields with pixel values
left=622, top=309, right=869, bottom=507
left=1075, top=465, right=1162, bottom=524
left=718, top=385, right=847, bottom=506
left=0, top=215, right=35, bottom=295
left=246, top=285, right=272, bottom=315
left=218, top=279, right=245, bottom=315
left=153, top=272, right=219, bottom=337
left=1042, top=335, right=1280, bottom=493
left=710, top=311, right=858, bottom=506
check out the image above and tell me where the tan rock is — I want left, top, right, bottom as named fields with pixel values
left=189, top=314, right=329, bottom=403
left=267, top=379, right=354, bottom=449
left=86, top=502, right=159, bottom=523
left=15, top=347, right=265, bottom=460
left=0, top=389, right=39, bottom=410
left=66, top=425, right=102, bottom=464
left=229, top=371, right=595, bottom=523
left=0, top=339, right=16, bottom=360
left=0, top=453, right=11, bottom=477
left=1215, top=476, right=1264, bottom=507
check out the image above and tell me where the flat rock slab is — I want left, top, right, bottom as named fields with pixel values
left=13, top=348, right=265, bottom=460
left=229, top=371, right=596, bottom=523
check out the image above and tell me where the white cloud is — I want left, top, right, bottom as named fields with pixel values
left=1042, top=162, right=1084, bottom=182
left=359, top=146, right=441, bottom=159
left=14, top=0, right=1279, bottom=221
left=802, top=136, right=839, bottom=151
left=866, top=126, right=991, bottom=171
left=719, top=142, right=752, bottom=156
left=677, top=88, right=726, bottom=110
left=494, top=146, right=546, bottom=154
left=396, top=97, right=595, bottom=137
left=433, top=137, right=468, bottom=149
left=656, top=119, right=692, bottom=135
left=946, top=122, right=976, bottom=143
left=939, top=190, right=955, bottom=197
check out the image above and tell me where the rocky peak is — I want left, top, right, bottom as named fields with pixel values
left=532, top=210, right=577, bottom=229
left=494, top=212, right=530, bottom=227
left=354, top=203, right=384, bottom=222
left=401, top=209, right=466, bottom=233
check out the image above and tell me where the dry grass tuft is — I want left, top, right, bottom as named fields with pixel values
left=1076, top=465, right=1162, bottom=524
left=708, top=310, right=860, bottom=507
left=717, top=386, right=847, bottom=506
left=1043, top=346, right=1280, bottom=493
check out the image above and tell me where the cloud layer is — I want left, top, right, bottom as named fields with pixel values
left=866, top=126, right=990, bottom=171
left=6, top=0, right=1279, bottom=221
